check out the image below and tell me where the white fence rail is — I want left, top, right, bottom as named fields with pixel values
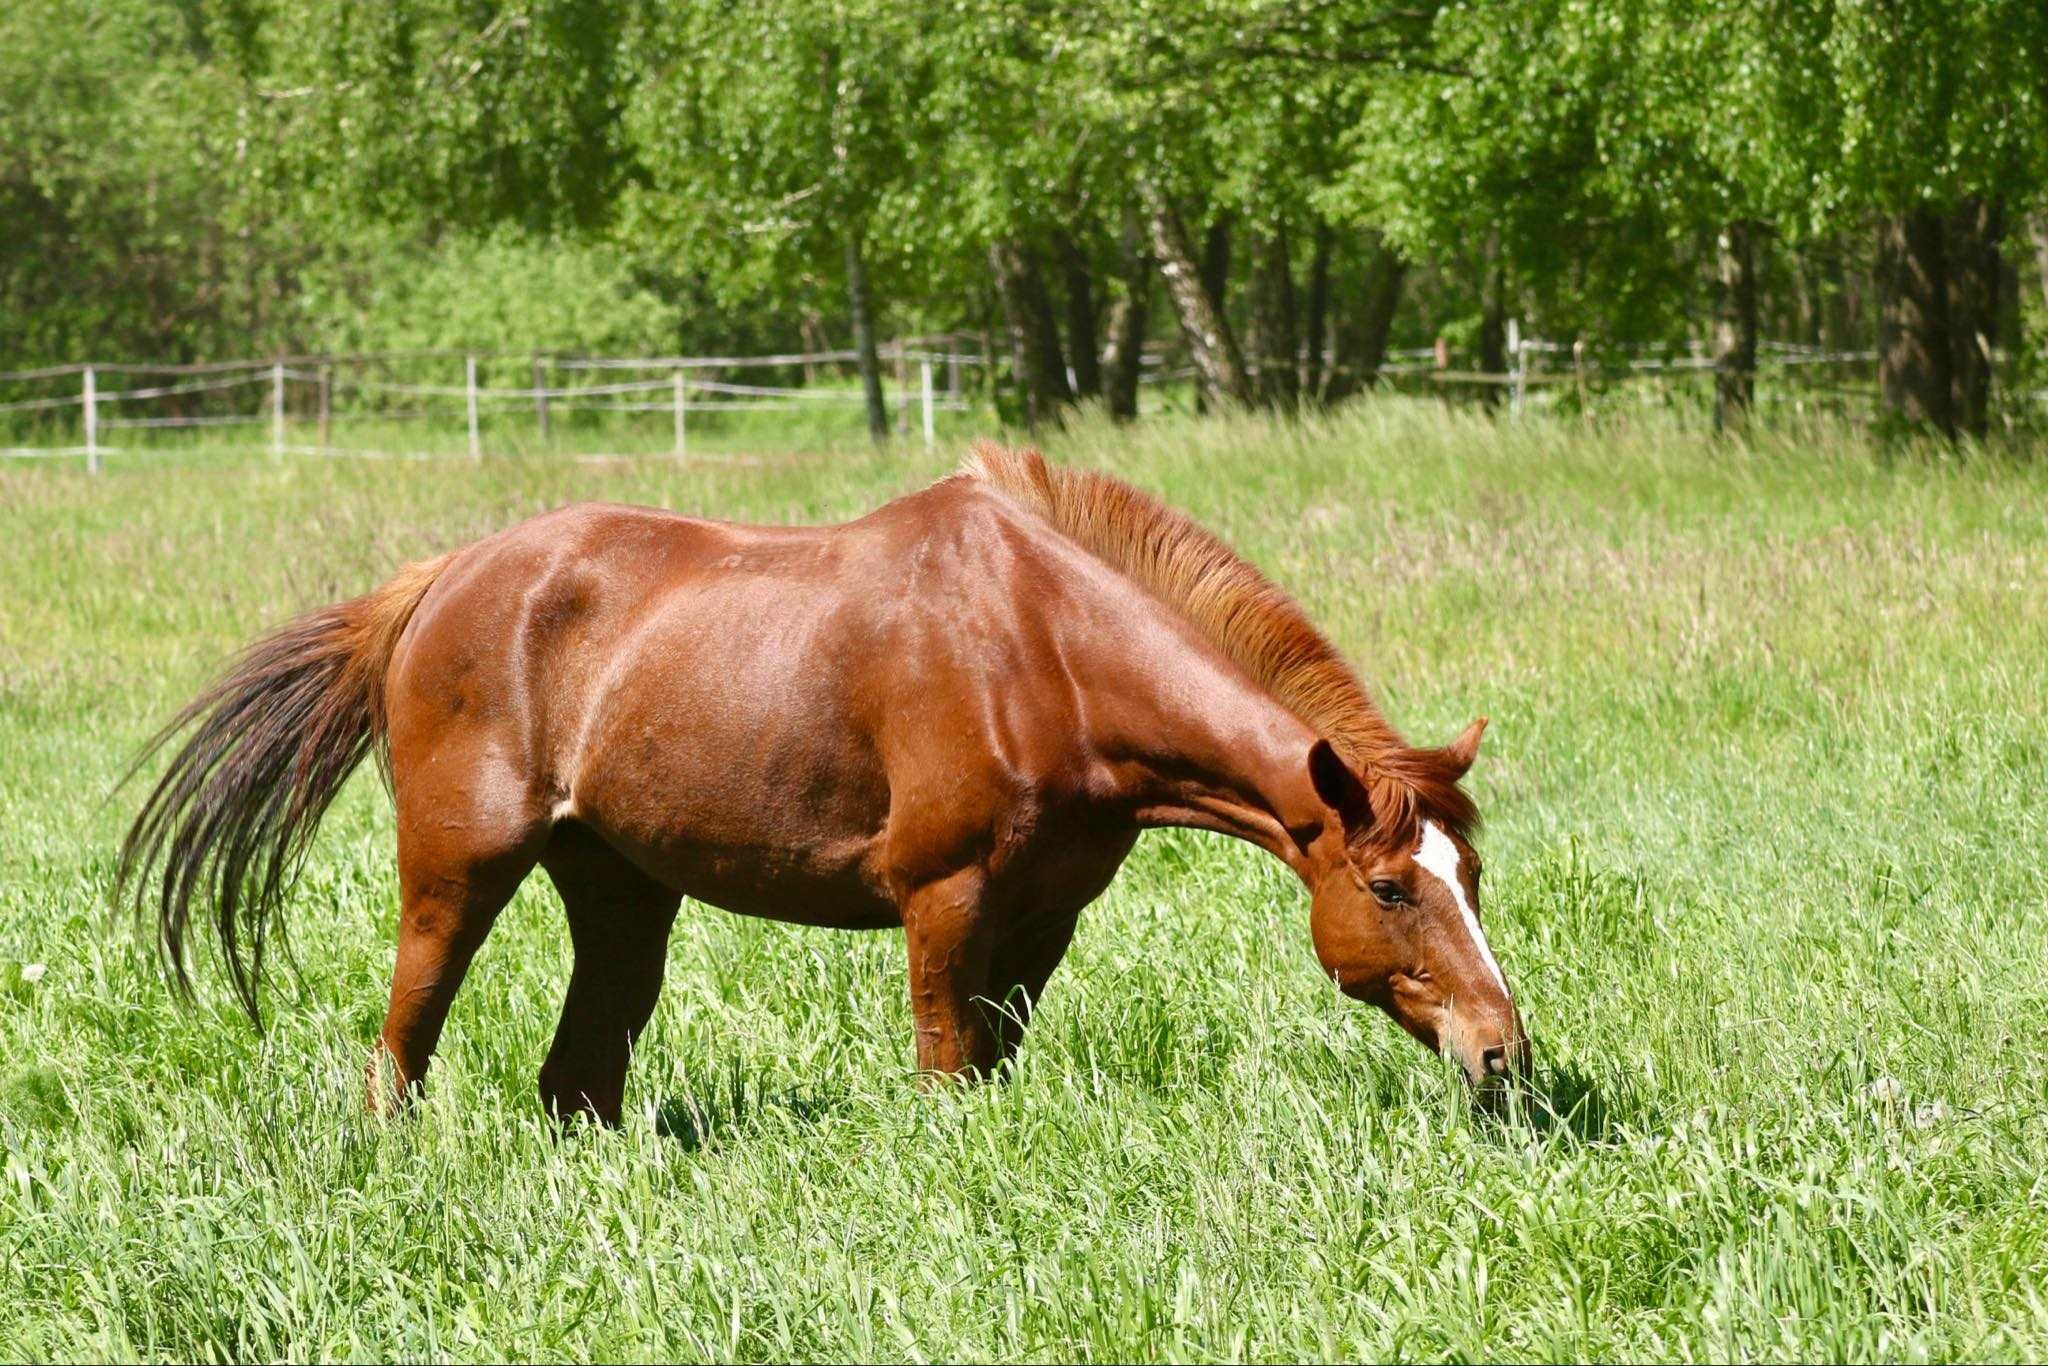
left=2, top=331, right=1912, bottom=470
left=0, top=345, right=988, bottom=469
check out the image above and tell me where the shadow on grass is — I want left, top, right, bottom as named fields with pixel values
left=652, top=1064, right=846, bottom=1151
left=1478, top=1061, right=1662, bottom=1145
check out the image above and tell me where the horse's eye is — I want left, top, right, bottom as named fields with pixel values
left=1369, top=879, right=1405, bottom=906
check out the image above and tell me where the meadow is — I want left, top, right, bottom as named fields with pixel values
left=1, top=405, right=2045, bottom=1361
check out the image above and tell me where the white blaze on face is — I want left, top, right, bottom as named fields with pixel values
left=1415, top=820, right=1509, bottom=1001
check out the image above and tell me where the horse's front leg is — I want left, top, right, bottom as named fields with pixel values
left=984, top=912, right=1081, bottom=1068
left=900, top=868, right=1001, bottom=1080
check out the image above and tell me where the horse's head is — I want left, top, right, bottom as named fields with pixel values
left=1300, top=719, right=1529, bottom=1090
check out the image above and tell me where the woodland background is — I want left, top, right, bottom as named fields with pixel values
left=5, top=0, right=2048, bottom=439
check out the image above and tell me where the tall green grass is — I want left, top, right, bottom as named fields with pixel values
left=2, top=403, right=2045, bottom=1361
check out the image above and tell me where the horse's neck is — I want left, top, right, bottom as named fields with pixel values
left=1078, top=625, right=1328, bottom=882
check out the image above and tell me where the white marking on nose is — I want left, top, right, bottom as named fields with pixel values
left=1415, top=821, right=1509, bottom=1000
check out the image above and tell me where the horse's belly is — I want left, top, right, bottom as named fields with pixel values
left=585, top=812, right=899, bottom=929
left=563, top=597, right=898, bottom=926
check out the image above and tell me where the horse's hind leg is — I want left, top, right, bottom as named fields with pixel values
left=370, top=839, right=539, bottom=1114
left=536, top=822, right=680, bottom=1126
left=369, top=755, right=548, bottom=1114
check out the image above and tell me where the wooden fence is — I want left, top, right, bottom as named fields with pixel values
left=0, top=345, right=991, bottom=470
left=0, top=331, right=1903, bottom=471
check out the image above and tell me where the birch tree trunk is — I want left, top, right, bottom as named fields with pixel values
left=1141, top=183, right=1251, bottom=410
left=1301, top=224, right=1333, bottom=400
left=1714, top=220, right=1758, bottom=431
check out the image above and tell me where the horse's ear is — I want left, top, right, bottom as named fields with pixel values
left=1443, top=716, right=1488, bottom=778
left=1307, top=739, right=1373, bottom=833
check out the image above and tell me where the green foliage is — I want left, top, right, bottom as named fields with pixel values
left=269, top=0, right=636, bottom=233
left=0, top=0, right=300, bottom=363
left=1, top=0, right=2045, bottom=418
left=295, top=229, right=683, bottom=358
left=621, top=2, right=937, bottom=308
left=1822, top=0, right=2048, bottom=212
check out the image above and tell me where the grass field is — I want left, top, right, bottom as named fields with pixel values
left=2, top=406, right=2046, bottom=1361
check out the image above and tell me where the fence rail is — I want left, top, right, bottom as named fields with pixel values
left=0, top=331, right=1920, bottom=471
left=0, top=345, right=991, bottom=470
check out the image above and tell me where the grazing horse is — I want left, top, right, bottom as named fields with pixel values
left=122, top=444, right=1527, bottom=1124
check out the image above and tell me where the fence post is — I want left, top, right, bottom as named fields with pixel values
left=318, top=364, right=332, bottom=451
left=1506, top=318, right=1524, bottom=418
left=83, top=367, right=99, bottom=474
left=533, top=355, right=550, bottom=443
left=1573, top=339, right=1588, bottom=413
left=466, top=356, right=480, bottom=460
left=920, top=358, right=935, bottom=448
left=673, top=369, right=686, bottom=458
left=271, top=360, right=285, bottom=456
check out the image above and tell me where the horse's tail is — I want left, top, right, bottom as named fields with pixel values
left=118, top=552, right=454, bottom=1022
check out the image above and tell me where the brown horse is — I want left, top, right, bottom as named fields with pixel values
left=121, top=444, right=1527, bottom=1124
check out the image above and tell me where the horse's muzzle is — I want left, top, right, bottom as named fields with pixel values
left=1449, top=1009, right=1531, bottom=1092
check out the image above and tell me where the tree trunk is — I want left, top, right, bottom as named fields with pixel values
left=1026, top=250, right=1073, bottom=408
left=1477, top=235, right=1507, bottom=411
left=990, top=239, right=1070, bottom=430
left=799, top=310, right=828, bottom=385
left=844, top=231, right=888, bottom=442
left=1324, top=233, right=1406, bottom=403
left=1998, top=253, right=2022, bottom=356
left=1141, top=183, right=1252, bottom=410
left=1819, top=242, right=1853, bottom=355
left=1301, top=224, right=1334, bottom=399
left=1056, top=232, right=1101, bottom=400
left=1355, top=236, right=1406, bottom=398
left=1104, top=210, right=1152, bottom=423
left=1946, top=197, right=2004, bottom=438
left=1194, top=215, right=1233, bottom=414
left=1714, top=219, right=1759, bottom=431
left=1876, top=208, right=1954, bottom=436
left=1246, top=224, right=1299, bottom=410
left=1200, top=215, right=1232, bottom=314
left=977, top=292, right=1001, bottom=403
left=1795, top=255, right=1823, bottom=350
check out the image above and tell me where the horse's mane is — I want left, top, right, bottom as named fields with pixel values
left=962, top=442, right=1476, bottom=841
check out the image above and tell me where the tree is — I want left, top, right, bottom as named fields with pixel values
left=0, top=0, right=317, bottom=366
left=622, top=4, right=942, bottom=441
left=1079, top=2, right=1444, bottom=413
left=1338, top=1, right=1704, bottom=409
left=1819, top=0, right=2048, bottom=436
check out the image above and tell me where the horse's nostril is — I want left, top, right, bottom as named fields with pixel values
left=1480, top=1043, right=1510, bottom=1077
